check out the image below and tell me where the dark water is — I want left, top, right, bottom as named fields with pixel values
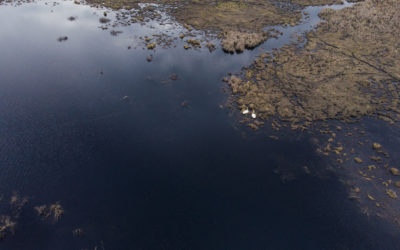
left=0, top=1, right=399, bottom=249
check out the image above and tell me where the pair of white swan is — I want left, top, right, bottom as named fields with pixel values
left=242, top=108, right=256, bottom=119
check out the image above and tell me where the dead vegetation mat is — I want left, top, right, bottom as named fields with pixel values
left=229, top=0, right=400, bottom=129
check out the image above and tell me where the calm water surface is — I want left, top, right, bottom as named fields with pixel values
left=0, top=1, right=399, bottom=249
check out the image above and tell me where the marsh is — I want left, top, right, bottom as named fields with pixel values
left=0, top=0, right=399, bottom=249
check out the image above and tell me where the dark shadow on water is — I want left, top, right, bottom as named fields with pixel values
left=2, top=120, right=400, bottom=249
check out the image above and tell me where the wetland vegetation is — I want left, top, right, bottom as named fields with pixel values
left=230, top=0, right=399, bottom=126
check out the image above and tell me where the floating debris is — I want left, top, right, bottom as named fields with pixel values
left=110, top=30, right=123, bottom=36
left=147, top=43, right=156, bottom=50
left=269, top=135, right=279, bottom=140
left=34, top=202, right=64, bottom=222
left=57, top=36, right=68, bottom=42
left=349, top=186, right=361, bottom=201
left=390, top=168, right=400, bottom=176
left=205, top=43, right=216, bottom=52
left=0, top=216, right=16, bottom=240
left=372, top=143, right=382, bottom=150
left=386, top=189, right=397, bottom=200
left=370, top=156, right=382, bottom=162
left=334, top=146, right=343, bottom=155
left=367, top=194, right=376, bottom=201
left=72, top=228, right=84, bottom=237
left=183, top=23, right=192, bottom=31
left=354, top=157, right=363, bottom=164
left=181, top=100, right=189, bottom=108
left=186, top=39, right=201, bottom=48
left=247, top=123, right=259, bottom=130
left=10, top=193, right=28, bottom=218
left=99, top=17, right=110, bottom=24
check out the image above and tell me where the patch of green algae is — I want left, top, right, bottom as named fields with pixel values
left=230, top=0, right=400, bottom=128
